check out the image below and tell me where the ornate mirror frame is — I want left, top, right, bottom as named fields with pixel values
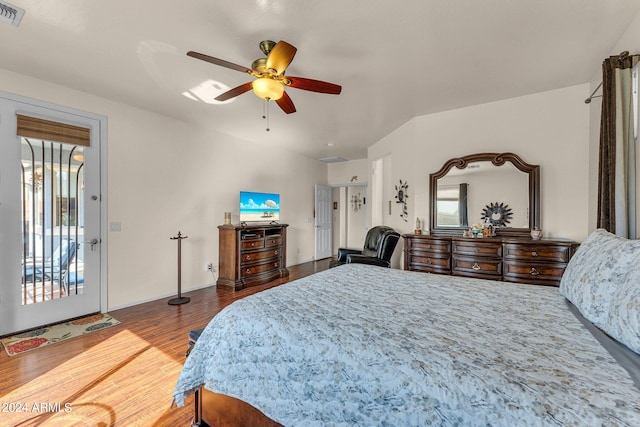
left=429, top=152, right=540, bottom=237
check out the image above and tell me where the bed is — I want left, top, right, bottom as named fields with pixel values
left=173, top=229, right=640, bottom=426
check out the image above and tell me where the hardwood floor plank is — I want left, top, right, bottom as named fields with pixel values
left=0, top=259, right=330, bottom=426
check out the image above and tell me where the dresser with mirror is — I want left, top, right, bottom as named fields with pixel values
left=403, top=152, right=578, bottom=286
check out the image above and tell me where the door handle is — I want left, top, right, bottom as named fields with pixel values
left=85, top=238, right=99, bottom=251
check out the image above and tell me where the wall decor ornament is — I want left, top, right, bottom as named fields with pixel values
left=395, top=179, right=409, bottom=222
left=351, top=192, right=363, bottom=212
left=480, top=201, right=513, bottom=227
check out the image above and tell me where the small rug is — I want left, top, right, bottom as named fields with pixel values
left=1, top=313, right=120, bottom=356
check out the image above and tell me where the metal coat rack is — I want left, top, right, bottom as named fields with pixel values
left=168, top=231, right=190, bottom=305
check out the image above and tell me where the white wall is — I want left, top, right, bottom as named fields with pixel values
left=0, top=69, right=327, bottom=310
left=368, top=84, right=591, bottom=252
left=346, top=186, right=367, bottom=248
left=327, top=158, right=368, bottom=185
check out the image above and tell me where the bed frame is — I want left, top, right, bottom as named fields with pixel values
left=192, top=387, right=282, bottom=427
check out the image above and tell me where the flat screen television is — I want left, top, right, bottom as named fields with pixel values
left=239, top=191, right=280, bottom=223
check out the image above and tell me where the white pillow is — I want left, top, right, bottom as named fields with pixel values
left=604, top=257, right=640, bottom=354
left=559, top=229, right=640, bottom=329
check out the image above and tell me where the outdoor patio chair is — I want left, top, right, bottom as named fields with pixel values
left=22, top=239, right=77, bottom=288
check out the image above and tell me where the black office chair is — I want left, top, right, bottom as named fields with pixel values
left=329, top=225, right=400, bottom=268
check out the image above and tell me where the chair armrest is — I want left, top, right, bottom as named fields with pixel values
left=337, top=248, right=362, bottom=262
left=345, top=254, right=391, bottom=268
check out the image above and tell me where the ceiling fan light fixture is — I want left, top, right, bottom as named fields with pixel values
left=252, top=77, right=284, bottom=101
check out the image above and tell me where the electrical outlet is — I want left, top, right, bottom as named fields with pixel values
left=206, top=263, right=213, bottom=271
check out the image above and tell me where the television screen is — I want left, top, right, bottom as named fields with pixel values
left=239, top=191, right=280, bottom=222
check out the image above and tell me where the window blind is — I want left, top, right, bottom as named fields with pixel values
left=16, top=114, right=90, bottom=147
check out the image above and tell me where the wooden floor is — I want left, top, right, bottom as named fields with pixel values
left=0, top=258, right=331, bottom=427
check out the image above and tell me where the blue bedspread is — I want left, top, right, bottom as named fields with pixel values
left=173, top=264, right=640, bottom=426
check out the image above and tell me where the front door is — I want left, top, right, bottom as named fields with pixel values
left=0, top=95, right=103, bottom=335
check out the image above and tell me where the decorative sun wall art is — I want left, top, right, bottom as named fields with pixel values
left=480, top=201, right=513, bottom=227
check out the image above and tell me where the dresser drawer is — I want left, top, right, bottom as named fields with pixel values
left=265, top=235, right=282, bottom=247
left=407, top=251, right=451, bottom=273
left=241, top=261, right=282, bottom=277
left=503, top=260, right=566, bottom=286
left=409, top=239, right=451, bottom=253
left=452, top=255, right=502, bottom=278
left=241, top=248, right=281, bottom=264
left=241, top=239, right=264, bottom=250
left=452, top=240, right=503, bottom=258
left=503, top=243, right=570, bottom=263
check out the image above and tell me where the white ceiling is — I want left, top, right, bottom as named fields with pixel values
left=2, top=0, right=640, bottom=161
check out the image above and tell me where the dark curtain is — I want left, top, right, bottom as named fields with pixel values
left=458, top=183, right=468, bottom=227
left=597, top=52, right=635, bottom=232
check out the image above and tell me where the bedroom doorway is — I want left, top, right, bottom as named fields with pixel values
left=0, top=94, right=105, bottom=335
left=332, top=184, right=368, bottom=254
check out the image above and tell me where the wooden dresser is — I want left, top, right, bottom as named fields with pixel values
left=403, top=234, right=577, bottom=286
left=217, top=224, right=288, bottom=291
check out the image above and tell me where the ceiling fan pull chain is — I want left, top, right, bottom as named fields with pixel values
left=265, top=100, right=271, bottom=132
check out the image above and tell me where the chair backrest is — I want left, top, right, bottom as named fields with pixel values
left=51, top=239, right=77, bottom=270
left=362, top=226, right=400, bottom=261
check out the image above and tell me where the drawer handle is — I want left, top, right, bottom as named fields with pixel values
left=245, top=255, right=251, bottom=260
left=530, top=267, right=540, bottom=276
left=274, top=263, right=278, bottom=267
left=245, top=268, right=251, bottom=274
left=427, top=258, right=432, bottom=264
left=250, top=242, right=255, bottom=247
left=472, top=263, right=481, bottom=271
left=274, top=250, right=278, bottom=255
left=531, top=251, right=539, bottom=257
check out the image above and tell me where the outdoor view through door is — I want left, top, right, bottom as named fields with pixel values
left=20, top=134, right=86, bottom=304
left=0, top=101, right=102, bottom=336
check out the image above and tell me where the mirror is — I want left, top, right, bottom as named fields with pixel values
left=429, top=152, right=540, bottom=237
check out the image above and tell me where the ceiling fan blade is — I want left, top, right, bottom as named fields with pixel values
left=266, top=41, right=297, bottom=75
left=215, top=82, right=254, bottom=101
left=285, top=76, right=342, bottom=95
left=276, top=91, right=296, bottom=114
left=187, top=51, right=253, bottom=74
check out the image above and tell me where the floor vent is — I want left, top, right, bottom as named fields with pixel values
left=0, top=1, right=24, bottom=27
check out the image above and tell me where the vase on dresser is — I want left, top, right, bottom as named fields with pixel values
left=530, top=227, right=543, bottom=240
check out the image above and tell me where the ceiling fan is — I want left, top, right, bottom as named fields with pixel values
left=187, top=40, right=342, bottom=114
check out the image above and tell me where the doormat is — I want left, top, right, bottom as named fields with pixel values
left=0, top=313, right=120, bottom=356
